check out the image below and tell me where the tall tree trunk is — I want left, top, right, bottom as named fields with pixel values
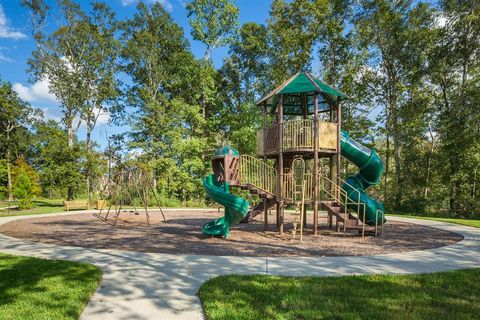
left=424, top=125, right=436, bottom=199
left=68, top=128, right=74, bottom=147
left=472, top=169, right=477, bottom=200
left=66, top=118, right=75, bottom=198
left=6, top=149, right=12, bottom=202
left=5, top=128, right=13, bottom=201
left=392, top=107, right=402, bottom=205
left=384, top=108, right=390, bottom=201
left=86, top=123, right=92, bottom=209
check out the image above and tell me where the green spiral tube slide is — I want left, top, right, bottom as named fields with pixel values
left=340, top=130, right=386, bottom=226
left=202, top=174, right=249, bottom=238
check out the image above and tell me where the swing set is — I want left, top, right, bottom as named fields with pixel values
left=93, top=166, right=167, bottom=227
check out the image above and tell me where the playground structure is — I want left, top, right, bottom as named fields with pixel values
left=203, top=72, right=385, bottom=239
left=93, top=166, right=167, bottom=226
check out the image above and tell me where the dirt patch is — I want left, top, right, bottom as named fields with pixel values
left=0, top=210, right=463, bottom=257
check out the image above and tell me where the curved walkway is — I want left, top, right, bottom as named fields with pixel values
left=0, top=211, right=479, bottom=320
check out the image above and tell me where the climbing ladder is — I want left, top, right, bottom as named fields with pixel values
left=290, top=158, right=306, bottom=241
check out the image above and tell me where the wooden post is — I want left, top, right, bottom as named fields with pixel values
left=278, top=94, right=284, bottom=235
left=263, top=103, right=268, bottom=231
left=313, top=94, right=319, bottom=235
left=302, top=93, right=308, bottom=119
left=329, top=103, right=336, bottom=199
left=301, top=93, right=308, bottom=226
left=336, top=100, right=341, bottom=189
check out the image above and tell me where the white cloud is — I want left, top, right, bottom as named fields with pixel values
left=13, top=78, right=59, bottom=103
left=0, top=52, right=12, bottom=62
left=121, top=0, right=173, bottom=12
left=40, top=107, right=62, bottom=122
left=0, top=4, right=27, bottom=40
left=94, top=108, right=111, bottom=125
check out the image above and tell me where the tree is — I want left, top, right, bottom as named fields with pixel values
left=355, top=0, right=417, bottom=206
left=12, top=158, right=42, bottom=197
left=23, top=0, right=120, bottom=205
left=13, top=169, right=34, bottom=210
left=121, top=2, right=209, bottom=203
left=186, top=0, right=239, bottom=60
left=32, top=120, right=85, bottom=200
left=217, top=22, right=270, bottom=154
left=11, top=157, right=41, bottom=209
left=268, top=0, right=328, bottom=83
left=429, top=0, right=480, bottom=215
left=0, top=80, right=39, bottom=201
left=0, top=160, right=7, bottom=199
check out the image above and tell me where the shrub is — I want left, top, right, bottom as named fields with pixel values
left=13, top=169, right=34, bottom=209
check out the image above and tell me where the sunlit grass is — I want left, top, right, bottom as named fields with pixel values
left=0, top=199, right=67, bottom=217
left=200, top=269, right=480, bottom=320
left=393, top=214, right=480, bottom=228
left=0, top=253, right=102, bottom=320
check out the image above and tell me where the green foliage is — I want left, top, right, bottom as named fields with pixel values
left=12, top=158, right=41, bottom=196
left=186, top=0, right=239, bottom=59
left=122, top=3, right=211, bottom=203
left=33, top=121, right=85, bottom=200
left=11, top=158, right=41, bottom=209
left=12, top=169, right=34, bottom=210
left=23, top=0, right=120, bottom=205
left=10, top=0, right=480, bottom=217
left=0, top=160, right=7, bottom=199
left=0, top=79, right=40, bottom=200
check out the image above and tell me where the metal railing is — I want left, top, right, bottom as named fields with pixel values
left=375, top=209, right=384, bottom=237
left=257, top=119, right=338, bottom=155
left=319, top=175, right=369, bottom=237
left=237, top=153, right=381, bottom=238
left=283, top=119, right=314, bottom=150
left=283, top=172, right=313, bottom=201
left=239, top=155, right=276, bottom=195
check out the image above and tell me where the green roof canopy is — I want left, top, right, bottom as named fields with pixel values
left=256, top=72, right=348, bottom=115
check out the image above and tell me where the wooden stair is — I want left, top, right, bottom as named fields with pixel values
left=240, top=184, right=275, bottom=198
left=239, top=184, right=276, bottom=223
left=321, top=201, right=374, bottom=233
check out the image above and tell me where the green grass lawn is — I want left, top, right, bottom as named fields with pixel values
left=0, top=199, right=69, bottom=217
left=393, top=214, right=480, bottom=228
left=0, top=253, right=102, bottom=320
left=200, top=269, right=480, bottom=320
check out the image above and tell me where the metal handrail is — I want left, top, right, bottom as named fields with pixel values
left=239, top=155, right=276, bottom=195
left=320, top=175, right=368, bottom=237
left=375, top=209, right=384, bottom=237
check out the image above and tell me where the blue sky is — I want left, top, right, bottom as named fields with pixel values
left=0, top=0, right=271, bottom=148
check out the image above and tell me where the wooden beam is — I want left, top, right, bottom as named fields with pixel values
left=313, top=94, right=319, bottom=235
left=263, top=103, right=268, bottom=231
left=277, top=94, right=284, bottom=235
left=304, top=72, right=338, bottom=111
left=336, top=101, right=341, bottom=195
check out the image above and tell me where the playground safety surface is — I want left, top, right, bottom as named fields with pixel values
left=0, top=209, right=462, bottom=257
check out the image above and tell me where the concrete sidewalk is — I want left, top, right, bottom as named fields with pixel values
left=0, top=211, right=479, bottom=320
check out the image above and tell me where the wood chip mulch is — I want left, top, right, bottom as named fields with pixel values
left=0, top=209, right=463, bottom=257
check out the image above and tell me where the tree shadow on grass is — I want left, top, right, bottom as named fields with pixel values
left=199, top=271, right=480, bottom=320
left=0, top=254, right=102, bottom=320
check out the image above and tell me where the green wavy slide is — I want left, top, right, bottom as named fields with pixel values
left=340, top=129, right=386, bottom=226
left=202, top=174, right=249, bottom=238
